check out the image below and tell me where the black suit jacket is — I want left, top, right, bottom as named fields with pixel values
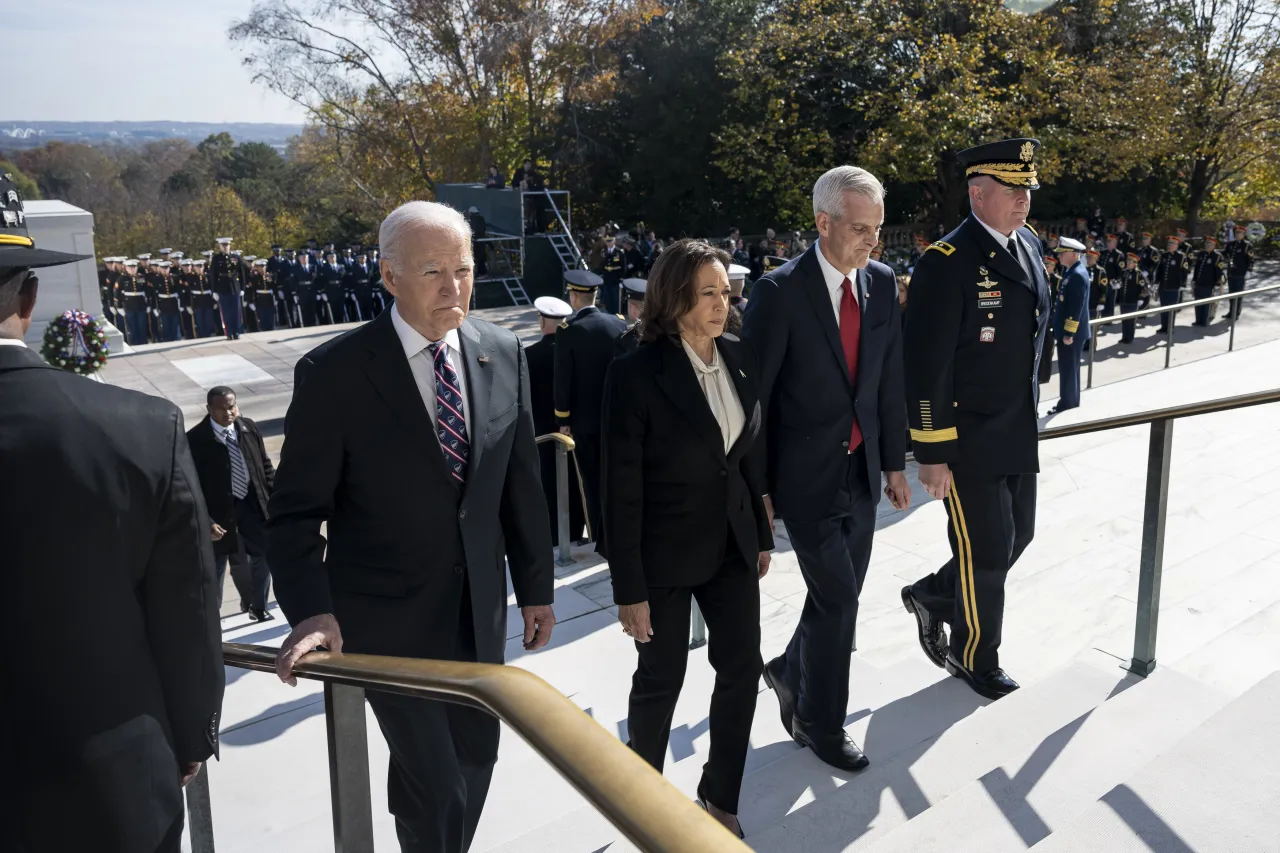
left=267, top=311, right=553, bottom=664
left=553, top=306, right=627, bottom=434
left=526, top=332, right=557, bottom=437
left=742, top=246, right=907, bottom=522
left=187, top=415, right=275, bottom=556
left=0, top=346, right=223, bottom=852
left=601, top=336, right=773, bottom=606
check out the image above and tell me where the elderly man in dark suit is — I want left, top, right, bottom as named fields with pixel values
left=268, top=200, right=556, bottom=853
left=187, top=386, right=277, bottom=622
left=742, top=165, right=910, bottom=772
left=0, top=171, right=223, bottom=853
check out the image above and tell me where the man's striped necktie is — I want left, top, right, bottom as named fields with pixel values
left=431, top=342, right=470, bottom=485
left=225, top=427, right=250, bottom=499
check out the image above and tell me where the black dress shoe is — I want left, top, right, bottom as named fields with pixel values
left=250, top=608, right=275, bottom=623
left=761, top=656, right=798, bottom=740
left=901, top=587, right=948, bottom=668
left=793, top=729, right=871, bottom=772
left=945, top=655, right=1019, bottom=700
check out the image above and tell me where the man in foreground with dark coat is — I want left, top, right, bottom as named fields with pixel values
left=268, top=201, right=556, bottom=853
left=0, top=172, right=223, bottom=853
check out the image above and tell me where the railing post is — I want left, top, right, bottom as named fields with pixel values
left=1087, top=327, right=1096, bottom=389
left=185, top=762, right=216, bottom=853
left=555, top=442, right=575, bottom=567
left=1128, top=418, right=1174, bottom=677
left=1228, top=294, right=1238, bottom=352
left=689, top=601, right=707, bottom=650
left=1165, top=301, right=1175, bottom=369
left=325, top=682, right=375, bottom=853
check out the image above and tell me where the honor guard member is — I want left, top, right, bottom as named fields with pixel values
left=554, top=268, right=625, bottom=545
left=96, top=257, right=112, bottom=322
left=1038, top=253, right=1060, bottom=385
left=908, top=233, right=928, bottom=271
left=250, top=258, right=276, bottom=332
left=527, top=295, right=585, bottom=546
left=1084, top=248, right=1107, bottom=318
left=1224, top=224, right=1252, bottom=320
left=1088, top=207, right=1106, bottom=242
left=293, top=250, right=319, bottom=326
left=176, top=256, right=196, bottom=339
left=600, top=233, right=626, bottom=315
left=368, top=245, right=388, bottom=316
left=1116, top=252, right=1149, bottom=343
left=152, top=261, right=184, bottom=342
left=1190, top=235, right=1227, bottom=326
left=1099, top=234, right=1125, bottom=317
left=1072, top=216, right=1091, bottom=247
left=1050, top=237, right=1090, bottom=413
left=903, top=137, right=1051, bottom=700
left=341, top=245, right=356, bottom=270
left=346, top=251, right=375, bottom=322
left=1175, top=228, right=1193, bottom=262
left=615, top=278, right=647, bottom=356
left=277, top=248, right=298, bottom=327
left=209, top=237, right=244, bottom=339
left=1137, top=232, right=1159, bottom=278
left=726, top=263, right=750, bottom=334
left=192, top=254, right=218, bottom=338
left=1113, top=217, right=1134, bottom=253
left=116, top=259, right=148, bottom=345
left=241, top=256, right=260, bottom=333
left=318, top=249, right=347, bottom=324
left=1153, top=236, right=1188, bottom=333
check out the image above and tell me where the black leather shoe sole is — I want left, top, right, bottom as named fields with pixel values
left=761, top=658, right=798, bottom=742
left=793, top=730, right=871, bottom=772
left=945, top=657, right=1019, bottom=701
left=901, top=587, right=946, bottom=669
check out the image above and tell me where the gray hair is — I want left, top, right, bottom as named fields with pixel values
left=378, top=201, right=472, bottom=274
left=812, top=166, right=886, bottom=221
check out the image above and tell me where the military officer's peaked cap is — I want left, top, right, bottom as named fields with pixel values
left=272, top=244, right=282, bottom=250
left=253, top=258, right=268, bottom=266
left=726, top=264, right=751, bottom=281
left=622, top=278, right=648, bottom=298
left=137, top=253, right=152, bottom=260
left=564, top=269, right=604, bottom=292
left=1055, top=236, right=1086, bottom=253
left=123, top=259, right=138, bottom=267
left=1085, top=248, right=1101, bottom=258
left=159, top=247, right=173, bottom=254
left=1203, top=235, right=1218, bottom=244
left=216, top=236, right=233, bottom=244
left=534, top=295, right=573, bottom=318
left=1126, top=252, right=1140, bottom=262
left=200, top=249, right=214, bottom=257
left=1234, top=224, right=1247, bottom=233
left=171, top=251, right=184, bottom=259
left=958, top=137, right=1041, bottom=189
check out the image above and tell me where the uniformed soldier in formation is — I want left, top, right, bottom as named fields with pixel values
left=908, top=233, right=928, bottom=271
left=192, top=255, right=218, bottom=338
left=614, top=278, right=647, bottom=356
left=209, top=237, right=244, bottom=340
left=1137, top=232, right=1159, bottom=277
left=553, top=269, right=626, bottom=546
left=1113, top=217, right=1135, bottom=254
left=1038, top=252, right=1060, bottom=385
left=1072, top=216, right=1091, bottom=247
left=250, top=258, right=277, bottom=332
left=1116, top=251, right=1149, bottom=343
left=346, top=251, right=375, bottom=322
left=293, top=249, right=319, bottom=326
left=599, top=234, right=626, bottom=316
left=1175, top=228, right=1193, bottom=262
left=176, top=256, right=196, bottom=339
left=527, top=295, right=585, bottom=547
left=1190, top=235, right=1227, bottom=327
left=1224, top=224, right=1252, bottom=320
left=621, top=234, right=647, bottom=283
left=902, top=137, right=1051, bottom=700
left=119, top=259, right=149, bottom=345
left=1088, top=207, right=1106, bottom=243
left=1152, top=236, right=1188, bottom=333
left=318, top=249, right=347, bottom=324
left=1099, top=234, right=1125, bottom=317
left=1084, top=248, right=1108, bottom=318
left=152, top=261, right=183, bottom=342
left=1051, top=237, right=1091, bottom=412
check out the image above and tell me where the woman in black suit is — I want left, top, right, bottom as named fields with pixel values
left=602, top=239, right=774, bottom=837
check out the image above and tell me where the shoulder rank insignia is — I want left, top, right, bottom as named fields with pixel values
left=558, top=320, right=569, bottom=329
left=926, top=241, right=956, bottom=256
left=1024, top=222, right=1038, bottom=236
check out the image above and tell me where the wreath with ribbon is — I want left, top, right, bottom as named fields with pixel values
left=41, top=310, right=110, bottom=375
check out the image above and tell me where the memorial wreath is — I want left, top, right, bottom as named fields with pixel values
left=41, top=309, right=110, bottom=376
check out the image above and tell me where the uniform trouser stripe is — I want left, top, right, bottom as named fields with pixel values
left=948, top=481, right=980, bottom=671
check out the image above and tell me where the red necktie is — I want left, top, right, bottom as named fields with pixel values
left=840, top=277, right=863, bottom=452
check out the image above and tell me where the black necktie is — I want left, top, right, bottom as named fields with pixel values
left=1008, top=236, right=1032, bottom=281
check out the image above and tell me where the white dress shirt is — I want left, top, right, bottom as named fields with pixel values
left=814, top=240, right=865, bottom=325
left=0, top=338, right=26, bottom=348
left=390, top=303, right=471, bottom=431
left=974, top=213, right=1033, bottom=264
left=681, top=338, right=745, bottom=453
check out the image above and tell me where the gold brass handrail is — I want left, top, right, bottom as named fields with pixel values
left=536, top=431, right=577, bottom=451
left=223, top=643, right=750, bottom=852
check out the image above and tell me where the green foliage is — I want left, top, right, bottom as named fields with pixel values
left=0, top=160, right=39, bottom=200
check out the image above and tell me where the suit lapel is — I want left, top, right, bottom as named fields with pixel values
left=362, top=312, right=449, bottom=481
left=717, top=339, right=758, bottom=461
left=655, top=338, right=726, bottom=463
left=798, top=246, right=853, bottom=389
left=967, top=215, right=1033, bottom=292
left=456, top=319, right=492, bottom=476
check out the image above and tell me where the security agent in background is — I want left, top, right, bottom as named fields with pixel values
left=1224, top=224, right=1252, bottom=320
left=1190, top=235, right=1227, bottom=326
left=527, top=296, right=585, bottom=546
left=1049, top=239, right=1090, bottom=412
left=1153, top=236, right=1189, bottom=333
left=902, top=137, right=1051, bottom=700
left=554, top=269, right=626, bottom=545
left=614, top=278, right=647, bottom=356
left=318, top=249, right=347, bottom=324
left=1116, top=252, right=1149, bottom=343
left=210, top=236, right=244, bottom=339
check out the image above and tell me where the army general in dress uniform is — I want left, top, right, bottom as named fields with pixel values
left=901, top=138, right=1051, bottom=701
left=554, top=269, right=626, bottom=545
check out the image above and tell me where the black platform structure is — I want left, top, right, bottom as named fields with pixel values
left=436, top=184, right=588, bottom=309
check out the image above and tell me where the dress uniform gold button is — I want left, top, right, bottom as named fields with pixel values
left=1035, top=309, right=1040, bottom=317
left=988, top=313, right=994, bottom=319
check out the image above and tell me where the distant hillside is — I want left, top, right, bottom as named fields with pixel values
left=0, top=121, right=304, bottom=152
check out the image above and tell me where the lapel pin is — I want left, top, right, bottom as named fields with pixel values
left=739, top=369, right=746, bottom=378
left=477, top=355, right=490, bottom=365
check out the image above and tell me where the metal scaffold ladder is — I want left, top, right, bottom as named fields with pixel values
left=502, top=278, right=531, bottom=306
left=543, top=190, right=586, bottom=270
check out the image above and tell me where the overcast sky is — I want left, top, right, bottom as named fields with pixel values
left=3, top=0, right=309, bottom=123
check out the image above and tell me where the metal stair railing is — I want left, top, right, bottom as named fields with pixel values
left=543, top=189, right=587, bottom=270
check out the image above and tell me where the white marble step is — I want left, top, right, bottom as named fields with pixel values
left=744, top=660, right=1133, bottom=852
left=863, top=667, right=1228, bottom=853
left=1029, top=671, right=1280, bottom=852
